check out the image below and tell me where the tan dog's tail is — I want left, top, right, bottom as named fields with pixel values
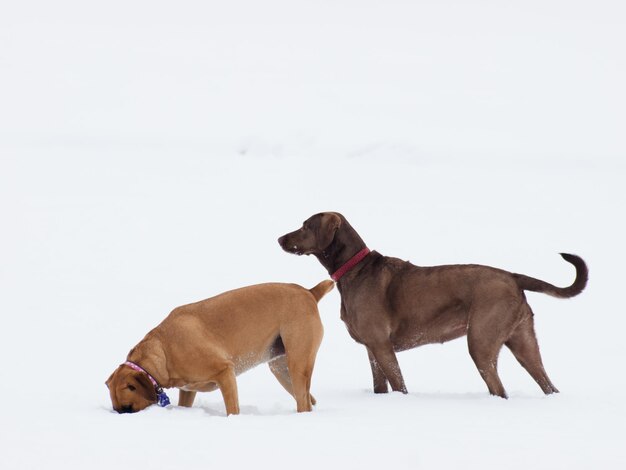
left=309, top=280, right=335, bottom=302
left=512, top=253, right=588, bottom=298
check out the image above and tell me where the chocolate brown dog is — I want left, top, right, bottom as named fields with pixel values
left=278, top=212, right=587, bottom=398
left=106, top=281, right=334, bottom=414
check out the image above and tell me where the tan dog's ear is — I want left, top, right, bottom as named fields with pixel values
left=317, top=213, right=342, bottom=249
left=131, top=371, right=158, bottom=402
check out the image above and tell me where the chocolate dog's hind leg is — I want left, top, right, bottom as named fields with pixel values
left=268, top=355, right=317, bottom=406
left=178, top=390, right=196, bottom=407
left=367, top=347, right=389, bottom=393
left=505, top=314, right=559, bottom=394
left=468, top=344, right=507, bottom=398
left=368, top=342, right=407, bottom=394
left=467, top=299, right=514, bottom=398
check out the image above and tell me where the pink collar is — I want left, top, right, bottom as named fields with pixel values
left=124, top=361, right=159, bottom=388
left=124, top=361, right=171, bottom=407
left=331, top=247, right=371, bottom=282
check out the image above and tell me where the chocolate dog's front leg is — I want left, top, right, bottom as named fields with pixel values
left=368, top=342, right=407, bottom=394
left=367, top=347, right=389, bottom=393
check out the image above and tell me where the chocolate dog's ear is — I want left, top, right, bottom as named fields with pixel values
left=317, top=212, right=342, bottom=249
left=132, top=371, right=158, bottom=402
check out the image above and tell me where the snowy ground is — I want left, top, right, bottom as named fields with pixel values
left=1, top=2, right=625, bottom=469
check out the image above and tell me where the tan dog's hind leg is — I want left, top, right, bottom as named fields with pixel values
left=281, top=313, right=323, bottom=412
left=268, top=355, right=317, bottom=406
left=286, top=358, right=314, bottom=412
left=178, top=390, right=196, bottom=407
left=283, top=338, right=321, bottom=412
left=215, top=364, right=240, bottom=416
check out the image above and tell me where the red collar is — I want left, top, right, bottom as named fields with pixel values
left=331, top=248, right=371, bottom=282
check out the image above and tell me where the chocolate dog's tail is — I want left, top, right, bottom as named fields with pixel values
left=309, top=280, right=335, bottom=302
left=513, top=253, right=588, bottom=298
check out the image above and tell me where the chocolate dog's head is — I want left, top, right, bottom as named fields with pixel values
left=278, top=212, right=343, bottom=256
left=105, top=365, right=157, bottom=414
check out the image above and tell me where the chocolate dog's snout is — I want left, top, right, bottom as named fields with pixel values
left=277, top=235, right=286, bottom=247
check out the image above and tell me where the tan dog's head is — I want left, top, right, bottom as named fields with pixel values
left=278, top=212, right=343, bottom=256
left=105, top=365, right=157, bottom=413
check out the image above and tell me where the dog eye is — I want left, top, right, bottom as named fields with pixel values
left=127, top=384, right=136, bottom=392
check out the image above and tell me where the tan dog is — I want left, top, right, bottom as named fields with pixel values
left=106, top=281, right=334, bottom=415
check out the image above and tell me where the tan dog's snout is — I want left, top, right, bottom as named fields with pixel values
left=106, top=366, right=157, bottom=414
left=118, top=405, right=135, bottom=414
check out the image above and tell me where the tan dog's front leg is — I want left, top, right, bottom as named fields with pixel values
left=178, top=390, right=196, bottom=407
left=215, top=365, right=240, bottom=416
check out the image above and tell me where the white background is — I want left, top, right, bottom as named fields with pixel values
left=1, top=1, right=625, bottom=469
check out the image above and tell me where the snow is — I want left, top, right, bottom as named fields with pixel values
left=1, top=1, right=625, bottom=469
